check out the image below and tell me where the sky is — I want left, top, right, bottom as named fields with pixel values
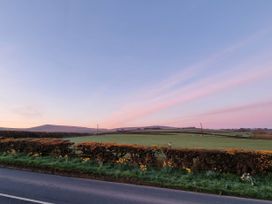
left=0, top=0, right=272, bottom=129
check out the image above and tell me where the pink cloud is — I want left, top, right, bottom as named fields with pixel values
left=158, top=100, right=272, bottom=129
left=137, top=29, right=270, bottom=101
left=200, top=108, right=272, bottom=129
left=103, top=64, right=272, bottom=128
left=102, top=29, right=272, bottom=128
left=200, top=101, right=272, bottom=116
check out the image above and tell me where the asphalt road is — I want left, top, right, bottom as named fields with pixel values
left=0, top=168, right=271, bottom=204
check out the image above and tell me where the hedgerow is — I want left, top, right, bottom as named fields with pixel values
left=76, top=142, right=272, bottom=174
left=161, top=148, right=272, bottom=174
left=0, top=138, right=271, bottom=174
left=76, top=142, right=158, bottom=166
left=0, top=138, right=74, bottom=156
left=0, top=131, right=90, bottom=138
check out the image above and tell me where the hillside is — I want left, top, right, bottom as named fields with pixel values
left=27, top=124, right=101, bottom=133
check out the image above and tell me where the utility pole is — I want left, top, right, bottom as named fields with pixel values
left=96, top=124, right=99, bottom=135
left=200, top=122, right=204, bottom=136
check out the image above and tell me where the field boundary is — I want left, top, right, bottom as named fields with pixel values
left=0, top=155, right=271, bottom=201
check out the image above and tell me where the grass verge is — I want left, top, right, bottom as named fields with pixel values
left=0, top=153, right=271, bottom=201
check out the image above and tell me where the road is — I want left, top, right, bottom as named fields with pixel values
left=0, top=168, right=271, bottom=204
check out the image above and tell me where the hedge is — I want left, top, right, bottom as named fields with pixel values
left=0, top=138, right=74, bottom=156
left=161, top=148, right=272, bottom=174
left=0, top=138, right=271, bottom=174
left=0, top=131, right=90, bottom=138
left=76, top=142, right=158, bottom=166
left=76, top=142, right=272, bottom=174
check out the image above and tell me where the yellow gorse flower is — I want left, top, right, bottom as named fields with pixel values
left=185, top=168, right=192, bottom=173
left=163, top=160, right=174, bottom=168
left=139, top=164, right=147, bottom=172
left=116, top=157, right=129, bottom=165
left=82, top=157, right=90, bottom=162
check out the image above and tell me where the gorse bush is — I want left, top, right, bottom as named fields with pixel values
left=76, top=142, right=158, bottom=167
left=0, top=138, right=271, bottom=174
left=0, top=138, right=73, bottom=156
left=76, top=142, right=272, bottom=174
left=0, top=130, right=89, bottom=138
left=161, top=148, right=272, bottom=174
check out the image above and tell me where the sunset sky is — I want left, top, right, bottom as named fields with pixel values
left=0, top=0, right=272, bottom=129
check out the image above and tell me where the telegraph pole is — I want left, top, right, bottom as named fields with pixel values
left=96, top=124, right=99, bottom=135
left=200, top=122, right=204, bottom=136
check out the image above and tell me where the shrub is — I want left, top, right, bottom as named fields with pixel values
left=0, top=139, right=271, bottom=174
left=76, top=142, right=159, bottom=166
left=76, top=142, right=272, bottom=174
left=161, top=148, right=272, bottom=174
left=0, top=138, right=74, bottom=156
left=0, top=130, right=89, bottom=138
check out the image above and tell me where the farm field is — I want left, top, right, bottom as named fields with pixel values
left=67, top=133, right=272, bottom=150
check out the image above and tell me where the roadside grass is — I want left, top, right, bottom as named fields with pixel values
left=66, top=133, right=272, bottom=150
left=0, top=153, right=271, bottom=200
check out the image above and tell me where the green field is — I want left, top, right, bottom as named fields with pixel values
left=67, top=133, right=272, bottom=150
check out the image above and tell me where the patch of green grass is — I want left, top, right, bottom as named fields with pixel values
left=67, top=133, right=272, bottom=150
left=0, top=153, right=271, bottom=200
left=213, top=131, right=253, bottom=138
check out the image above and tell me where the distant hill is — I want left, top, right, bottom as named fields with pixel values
left=114, top=125, right=181, bottom=131
left=28, top=125, right=182, bottom=133
left=0, top=127, right=21, bottom=131
left=27, top=124, right=102, bottom=133
left=0, top=124, right=107, bottom=133
left=2, top=124, right=269, bottom=135
left=0, top=125, right=180, bottom=133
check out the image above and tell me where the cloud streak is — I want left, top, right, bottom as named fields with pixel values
left=102, top=27, right=272, bottom=128
left=200, top=101, right=272, bottom=116
left=12, top=106, right=43, bottom=119
left=104, top=62, right=272, bottom=128
left=135, top=28, right=271, bottom=102
left=159, top=99, right=272, bottom=125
